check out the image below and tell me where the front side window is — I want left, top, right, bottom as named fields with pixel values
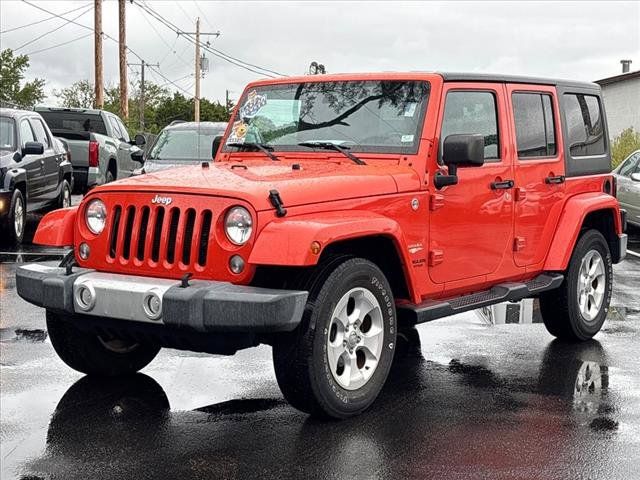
left=108, top=116, right=124, bottom=140
left=29, top=118, right=51, bottom=148
left=440, top=91, right=499, bottom=160
left=512, top=92, right=556, bottom=158
left=618, top=153, right=640, bottom=177
left=564, top=93, right=605, bottom=157
left=20, top=119, right=35, bottom=146
left=149, top=128, right=225, bottom=161
left=223, top=80, right=430, bottom=154
left=116, top=118, right=130, bottom=142
left=0, top=117, right=16, bottom=151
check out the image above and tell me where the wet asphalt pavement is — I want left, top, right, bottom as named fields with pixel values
left=0, top=206, right=639, bottom=480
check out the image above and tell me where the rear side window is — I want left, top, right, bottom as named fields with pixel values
left=512, top=93, right=557, bottom=158
left=29, top=118, right=51, bottom=148
left=38, top=111, right=108, bottom=136
left=441, top=91, right=499, bottom=160
left=563, top=94, right=605, bottom=157
left=20, top=119, right=35, bottom=146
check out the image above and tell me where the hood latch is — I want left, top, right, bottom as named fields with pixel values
left=269, top=189, right=287, bottom=217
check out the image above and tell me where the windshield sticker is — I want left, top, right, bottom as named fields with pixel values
left=239, top=90, right=268, bottom=119
left=403, top=102, right=418, bottom=117
left=401, top=134, right=414, bottom=143
left=226, top=121, right=249, bottom=144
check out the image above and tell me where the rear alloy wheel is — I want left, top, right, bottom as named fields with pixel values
left=58, top=179, right=72, bottom=208
left=273, top=257, right=396, bottom=419
left=540, top=229, right=613, bottom=341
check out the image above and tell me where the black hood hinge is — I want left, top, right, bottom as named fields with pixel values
left=268, top=189, right=287, bottom=217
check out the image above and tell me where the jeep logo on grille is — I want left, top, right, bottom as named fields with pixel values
left=151, top=195, right=173, bottom=206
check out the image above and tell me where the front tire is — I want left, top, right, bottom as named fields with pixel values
left=3, top=189, right=26, bottom=246
left=272, top=257, right=397, bottom=419
left=46, top=311, right=160, bottom=376
left=540, top=229, right=613, bottom=341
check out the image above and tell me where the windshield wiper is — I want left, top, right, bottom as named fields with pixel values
left=227, top=142, right=279, bottom=161
left=298, top=142, right=366, bottom=165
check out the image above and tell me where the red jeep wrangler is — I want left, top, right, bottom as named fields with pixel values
left=16, top=72, right=627, bottom=419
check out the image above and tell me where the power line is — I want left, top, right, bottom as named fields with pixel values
left=192, top=0, right=215, bottom=31
left=14, top=4, right=93, bottom=52
left=132, top=0, right=284, bottom=77
left=1, top=2, right=91, bottom=34
left=138, top=6, right=190, bottom=68
left=23, top=32, right=93, bottom=56
left=147, top=65, right=194, bottom=97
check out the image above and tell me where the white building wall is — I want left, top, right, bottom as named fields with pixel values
left=600, top=77, right=640, bottom=139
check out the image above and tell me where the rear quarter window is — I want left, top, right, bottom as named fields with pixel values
left=563, top=93, right=605, bottom=157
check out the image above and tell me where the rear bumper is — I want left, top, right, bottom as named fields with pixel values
left=72, top=166, right=100, bottom=192
left=16, top=263, right=308, bottom=333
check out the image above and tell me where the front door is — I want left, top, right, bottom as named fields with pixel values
left=428, top=84, right=515, bottom=284
left=508, top=85, right=566, bottom=267
left=616, top=151, right=640, bottom=225
left=29, top=116, right=59, bottom=202
left=18, top=118, right=45, bottom=207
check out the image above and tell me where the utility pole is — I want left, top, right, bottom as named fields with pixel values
left=177, top=22, right=219, bottom=122
left=128, top=60, right=159, bottom=131
left=225, top=89, right=230, bottom=117
left=118, top=0, right=128, bottom=120
left=195, top=17, right=200, bottom=122
left=94, top=0, right=104, bottom=108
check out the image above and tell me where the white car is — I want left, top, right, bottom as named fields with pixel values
left=613, top=149, right=640, bottom=227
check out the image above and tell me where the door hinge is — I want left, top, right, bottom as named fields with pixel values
left=513, top=237, right=526, bottom=252
left=430, top=194, right=445, bottom=211
left=429, top=249, right=444, bottom=266
left=514, top=187, right=527, bottom=201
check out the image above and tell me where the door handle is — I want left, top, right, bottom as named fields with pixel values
left=490, top=179, right=514, bottom=190
left=545, top=175, right=565, bottom=185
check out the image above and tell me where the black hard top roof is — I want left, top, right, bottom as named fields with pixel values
left=439, top=72, right=599, bottom=90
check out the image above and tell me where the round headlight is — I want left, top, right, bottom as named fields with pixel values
left=225, top=206, right=253, bottom=245
left=85, top=199, right=107, bottom=235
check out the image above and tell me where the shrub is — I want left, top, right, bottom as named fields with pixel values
left=611, top=127, right=640, bottom=168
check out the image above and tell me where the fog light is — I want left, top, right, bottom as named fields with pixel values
left=142, top=290, right=163, bottom=320
left=229, top=255, right=245, bottom=274
left=79, top=242, right=90, bottom=260
left=75, top=284, right=96, bottom=311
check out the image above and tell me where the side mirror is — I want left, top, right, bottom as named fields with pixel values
left=631, top=172, right=640, bottom=182
left=434, top=134, right=485, bottom=189
left=22, top=141, right=44, bottom=156
left=211, top=135, right=223, bottom=159
left=134, top=134, right=146, bottom=146
left=131, top=147, right=144, bottom=163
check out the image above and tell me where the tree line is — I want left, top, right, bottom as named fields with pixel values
left=0, top=48, right=232, bottom=135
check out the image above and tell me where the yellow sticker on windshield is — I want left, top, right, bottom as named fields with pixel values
left=226, top=121, right=248, bottom=144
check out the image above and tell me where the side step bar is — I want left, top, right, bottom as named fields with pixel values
left=397, top=273, right=564, bottom=325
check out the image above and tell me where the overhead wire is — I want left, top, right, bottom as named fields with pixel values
left=23, top=32, right=93, bottom=56
left=1, top=2, right=91, bottom=34
left=14, top=3, right=94, bottom=52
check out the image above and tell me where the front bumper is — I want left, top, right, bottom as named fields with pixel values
left=16, top=263, right=308, bottom=333
left=0, top=189, right=11, bottom=220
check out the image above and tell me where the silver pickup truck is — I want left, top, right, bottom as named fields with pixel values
left=35, top=107, right=144, bottom=193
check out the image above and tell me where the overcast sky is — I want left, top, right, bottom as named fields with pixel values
left=1, top=1, right=638, bottom=106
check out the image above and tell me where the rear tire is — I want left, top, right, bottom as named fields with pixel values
left=539, top=229, right=613, bottom=341
left=272, top=257, right=397, bottom=419
left=105, top=169, right=115, bottom=184
left=58, top=179, right=72, bottom=209
left=46, top=311, right=160, bottom=376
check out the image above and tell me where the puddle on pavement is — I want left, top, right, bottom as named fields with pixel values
left=0, top=328, right=48, bottom=343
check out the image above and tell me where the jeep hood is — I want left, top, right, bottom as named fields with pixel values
left=97, top=160, right=420, bottom=210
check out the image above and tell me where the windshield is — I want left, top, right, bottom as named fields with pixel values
left=148, top=128, right=224, bottom=161
left=223, top=80, right=430, bottom=154
left=0, top=116, right=17, bottom=151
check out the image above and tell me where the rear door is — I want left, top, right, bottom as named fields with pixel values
left=107, top=114, right=135, bottom=178
left=507, top=85, right=566, bottom=268
left=428, top=84, right=515, bottom=284
left=29, top=116, right=59, bottom=202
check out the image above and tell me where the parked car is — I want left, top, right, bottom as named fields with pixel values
left=132, top=121, right=227, bottom=175
left=17, top=72, right=627, bottom=419
left=613, top=149, right=640, bottom=227
left=35, top=106, right=144, bottom=193
left=0, top=108, right=73, bottom=244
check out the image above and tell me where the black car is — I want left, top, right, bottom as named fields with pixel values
left=0, top=108, right=73, bottom=245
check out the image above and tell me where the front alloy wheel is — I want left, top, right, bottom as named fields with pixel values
left=273, top=256, right=396, bottom=419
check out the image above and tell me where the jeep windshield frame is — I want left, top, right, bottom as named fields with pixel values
left=222, top=79, right=430, bottom=155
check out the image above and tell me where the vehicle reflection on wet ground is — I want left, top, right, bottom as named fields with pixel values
left=0, top=225, right=638, bottom=479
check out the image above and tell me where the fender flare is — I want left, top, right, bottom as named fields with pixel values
left=544, top=192, right=621, bottom=271
left=2, top=167, right=27, bottom=197
left=33, top=206, right=78, bottom=246
left=249, top=210, right=419, bottom=301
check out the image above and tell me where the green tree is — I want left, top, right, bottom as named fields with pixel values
left=0, top=48, right=45, bottom=108
left=54, top=79, right=95, bottom=108
left=611, top=127, right=640, bottom=168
